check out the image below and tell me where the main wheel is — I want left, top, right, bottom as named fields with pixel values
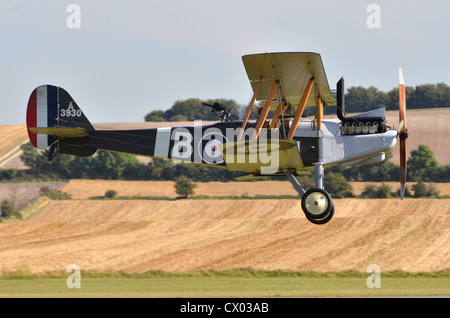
left=301, top=188, right=332, bottom=220
left=305, top=203, right=335, bottom=225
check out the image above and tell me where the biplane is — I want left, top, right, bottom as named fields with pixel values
left=25, top=52, right=408, bottom=224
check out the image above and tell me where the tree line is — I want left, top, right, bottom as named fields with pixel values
left=0, top=142, right=242, bottom=182
left=144, top=98, right=259, bottom=122
left=343, top=83, right=450, bottom=114
left=0, top=142, right=447, bottom=185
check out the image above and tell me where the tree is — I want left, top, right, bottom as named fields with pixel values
left=144, top=110, right=166, bottom=122
left=435, top=83, right=450, bottom=107
left=105, top=190, right=118, bottom=199
left=174, top=175, right=196, bottom=198
left=411, top=180, right=440, bottom=198
left=376, top=183, right=393, bottom=198
left=439, top=165, right=450, bottom=182
left=407, top=145, right=439, bottom=181
left=412, top=84, right=437, bottom=108
left=92, top=151, right=140, bottom=179
left=345, top=86, right=372, bottom=113
left=144, top=98, right=245, bottom=122
left=412, top=180, right=427, bottom=197
left=324, top=173, right=353, bottom=198
left=360, top=183, right=396, bottom=198
left=360, top=185, right=378, bottom=198
left=1, top=199, right=19, bottom=219
left=20, top=142, right=40, bottom=170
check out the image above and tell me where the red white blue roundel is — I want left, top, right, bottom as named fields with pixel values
left=198, top=132, right=228, bottom=164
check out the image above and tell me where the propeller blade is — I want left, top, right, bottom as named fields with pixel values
left=399, top=68, right=407, bottom=133
left=398, top=68, right=408, bottom=200
left=400, top=137, right=407, bottom=199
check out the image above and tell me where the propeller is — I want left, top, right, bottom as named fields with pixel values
left=398, top=68, right=408, bottom=199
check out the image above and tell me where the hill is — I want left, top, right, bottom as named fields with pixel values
left=0, top=194, right=448, bottom=274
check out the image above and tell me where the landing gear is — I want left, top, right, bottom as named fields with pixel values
left=301, top=188, right=332, bottom=220
left=286, top=162, right=335, bottom=225
left=302, top=194, right=334, bottom=224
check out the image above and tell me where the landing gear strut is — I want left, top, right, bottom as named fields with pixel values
left=286, top=162, right=334, bottom=225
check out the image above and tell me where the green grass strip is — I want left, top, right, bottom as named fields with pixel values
left=2, top=268, right=449, bottom=280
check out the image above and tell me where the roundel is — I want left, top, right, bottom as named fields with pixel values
left=198, top=131, right=229, bottom=164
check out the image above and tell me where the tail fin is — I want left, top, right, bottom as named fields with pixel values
left=26, top=85, right=94, bottom=149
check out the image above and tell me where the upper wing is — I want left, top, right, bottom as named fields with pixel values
left=242, top=52, right=336, bottom=109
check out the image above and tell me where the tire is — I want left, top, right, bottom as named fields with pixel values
left=305, top=203, right=335, bottom=225
left=301, top=188, right=332, bottom=220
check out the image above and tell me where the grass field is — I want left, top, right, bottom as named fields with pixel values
left=0, top=271, right=449, bottom=298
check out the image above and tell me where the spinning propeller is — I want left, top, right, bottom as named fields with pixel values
left=398, top=68, right=408, bottom=199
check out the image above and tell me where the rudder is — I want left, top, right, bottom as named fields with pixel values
left=26, top=85, right=94, bottom=149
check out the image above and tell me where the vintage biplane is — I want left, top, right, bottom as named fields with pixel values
left=26, top=52, right=408, bottom=224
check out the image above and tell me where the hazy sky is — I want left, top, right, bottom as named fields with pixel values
left=1, top=0, right=449, bottom=125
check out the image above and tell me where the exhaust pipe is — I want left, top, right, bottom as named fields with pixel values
left=336, top=77, right=347, bottom=122
left=336, top=77, right=385, bottom=125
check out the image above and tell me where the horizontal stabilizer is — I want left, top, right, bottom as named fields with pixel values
left=28, top=127, right=89, bottom=138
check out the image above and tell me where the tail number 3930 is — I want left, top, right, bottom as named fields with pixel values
left=60, top=102, right=82, bottom=117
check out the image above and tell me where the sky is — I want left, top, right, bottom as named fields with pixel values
left=0, top=0, right=449, bottom=125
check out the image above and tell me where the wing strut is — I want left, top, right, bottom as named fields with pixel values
left=253, top=80, right=278, bottom=139
left=287, top=77, right=315, bottom=139
left=316, top=96, right=323, bottom=131
left=238, top=75, right=263, bottom=141
left=268, top=99, right=287, bottom=130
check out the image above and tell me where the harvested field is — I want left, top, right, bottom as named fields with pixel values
left=0, top=195, right=448, bottom=274
left=0, top=125, right=28, bottom=158
left=384, top=109, right=450, bottom=165
left=61, top=179, right=450, bottom=199
left=62, top=180, right=300, bottom=199
left=0, top=124, right=28, bottom=169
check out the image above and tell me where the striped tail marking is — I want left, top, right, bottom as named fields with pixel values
left=26, top=85, right=58, bottom=149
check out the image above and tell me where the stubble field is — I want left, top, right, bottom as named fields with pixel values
left=1, top=180, right=449, bottom=274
